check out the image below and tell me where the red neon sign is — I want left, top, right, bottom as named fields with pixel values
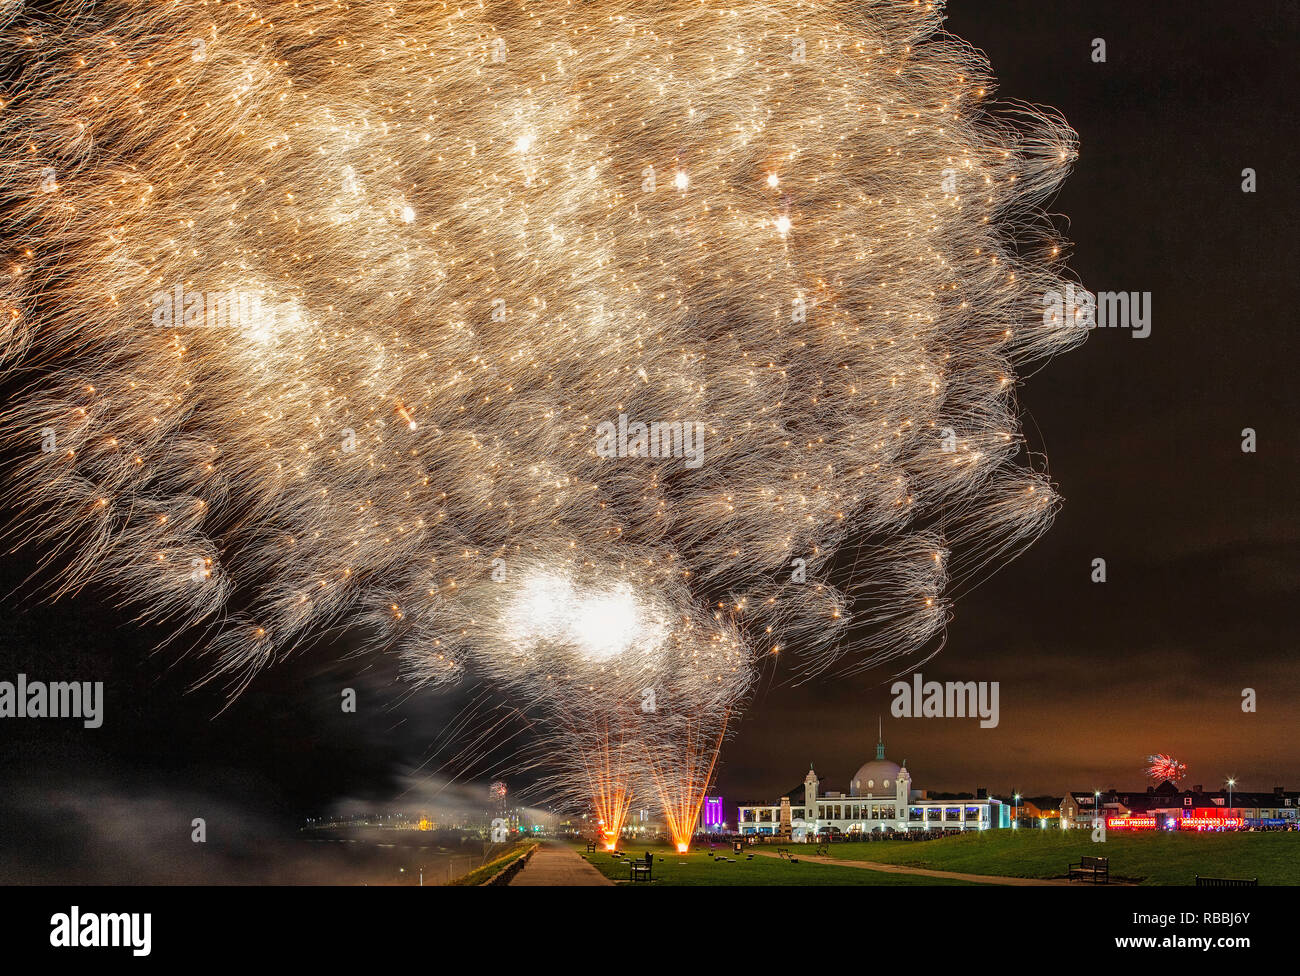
left=1177, top=817, right=1243, bottom=829
left=1106, top=816, right=1156, bottom=829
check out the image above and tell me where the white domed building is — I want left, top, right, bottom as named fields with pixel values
left=736, top=731, right=1008, bottom=839
left=850, top=747, right=903, bottom=798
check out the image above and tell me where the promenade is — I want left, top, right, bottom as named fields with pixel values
left=509, top=841, right=613, bottom=886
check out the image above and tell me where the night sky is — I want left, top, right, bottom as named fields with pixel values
left=723, top=0, right=1300, bottom=803
left=1, top=0, right=1296, bottom=869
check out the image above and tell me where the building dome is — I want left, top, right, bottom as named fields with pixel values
left=850, top=734, right=900, bottom=795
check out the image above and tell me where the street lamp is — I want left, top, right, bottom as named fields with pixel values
left=1226, top=778, right=1235, bottom=809
left=1094, top=790, right=1101, bottom=831
left=1013, top=793, right=1020, bottom=830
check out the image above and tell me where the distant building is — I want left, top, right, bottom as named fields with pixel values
left=700, top=796, right=725, bottom=831
left=1060, top=780, right=1300, bottom=830
left=1020, top=800, right=1059, bottom=826
left=626, top=807, right=667, bottom=842
left=736, top=733, right=1008, bottom=838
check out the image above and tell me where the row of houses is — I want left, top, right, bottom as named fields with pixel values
left=1060, top=780, right=1299, bottom=830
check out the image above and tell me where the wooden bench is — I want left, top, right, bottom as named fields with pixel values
left=1195, top=875, right=1258, bottom=887
left=584, top=842, right=596, bottom=853
left=776, top=847, right=799, bottom=863
left=630, top=862, right=652, bottom=882
left=1068, top=855, right=1110, bottom=884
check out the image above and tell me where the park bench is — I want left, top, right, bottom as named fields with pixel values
left=1195, top=875, right=1258, bottom=887
left=584, top=842, right=596, bottom=853
left=1068, top=855, right=1110, bottom=884
left=776, top=847, right=800, bottom=864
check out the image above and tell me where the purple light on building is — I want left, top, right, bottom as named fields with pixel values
left=703, top=796, right=724, bottom=828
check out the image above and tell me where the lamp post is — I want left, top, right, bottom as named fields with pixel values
left=1094, top=790, right=1101, bottom=831
left=1226, top=777, right=1235, bottom=810
left=1013, top=793, right=1020, bottom=830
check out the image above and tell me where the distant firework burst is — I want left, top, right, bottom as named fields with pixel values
left=0, top=1, right=1086, bottom=821
left=1146, top=754, right=1188, bottom=783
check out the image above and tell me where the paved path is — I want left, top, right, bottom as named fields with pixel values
left=753, top=849, right=1074, bottom=886
left=509, top=841, right=614, bottom=886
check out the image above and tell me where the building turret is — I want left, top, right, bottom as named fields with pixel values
left=896, top=762, right=912, bottom=827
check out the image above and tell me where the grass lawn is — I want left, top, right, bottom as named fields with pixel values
left=816, top=831, right=1300, bottom=885
left=448, top=841, right=536, bottom=886
left=573, top=841, right=977, bottom=885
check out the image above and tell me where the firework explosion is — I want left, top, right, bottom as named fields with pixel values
left=1146, top=754, right=1188, bottom=784
left=0, top=0, right=1085, bottom=840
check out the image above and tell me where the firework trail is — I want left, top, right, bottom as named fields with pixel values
left=0, top=0, right=1086, bottom=823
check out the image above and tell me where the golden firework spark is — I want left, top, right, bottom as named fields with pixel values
left=0, top=0, right=1086, bottom=816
